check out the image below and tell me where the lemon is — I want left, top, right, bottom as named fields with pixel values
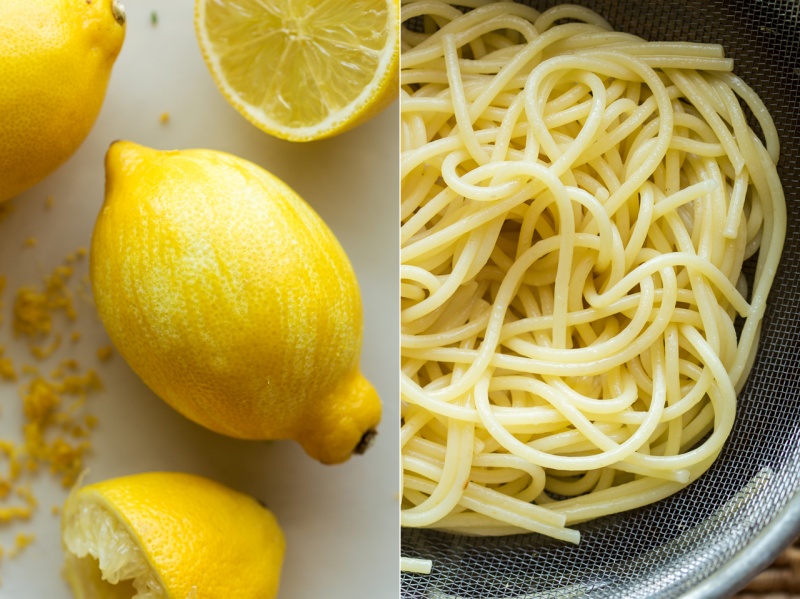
left=0, top=0, right=126, bottom=203
left=61, top=471, right=285, bottom=599
left=195, top=0, right=399, bottom=142
left=90, top=141, right=382, bottom=464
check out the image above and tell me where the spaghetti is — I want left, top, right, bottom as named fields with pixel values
left=400, top=0, right=786, bottom=543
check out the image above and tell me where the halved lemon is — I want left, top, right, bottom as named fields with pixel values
left=61, top=472, right=285, bottom=599
left=195, top=0, right=399, bottom=142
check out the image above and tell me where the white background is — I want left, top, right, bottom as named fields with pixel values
left=0, top=1, right=398, bottom=597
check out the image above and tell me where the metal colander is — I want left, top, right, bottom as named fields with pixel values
left=400, top=0, right=800, bottom=597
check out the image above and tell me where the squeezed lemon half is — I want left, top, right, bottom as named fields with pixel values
left=61, top=472, right=285, bottom=599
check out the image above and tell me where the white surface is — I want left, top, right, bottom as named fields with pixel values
left=0, top=2, right=398, bottom=597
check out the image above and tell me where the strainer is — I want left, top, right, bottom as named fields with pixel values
left=400, top=0, right=800, bottom=597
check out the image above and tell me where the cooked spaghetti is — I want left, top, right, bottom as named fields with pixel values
left=400, top=0, right=786, bottom=543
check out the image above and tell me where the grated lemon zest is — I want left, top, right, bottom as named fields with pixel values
left=0, top=247, right=111, bottom=572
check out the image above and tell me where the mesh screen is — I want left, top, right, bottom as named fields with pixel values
left=400, top=0, right=800, bottom=597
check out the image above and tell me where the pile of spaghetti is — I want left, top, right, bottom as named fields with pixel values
left=400, top=0, right=786, bottom=543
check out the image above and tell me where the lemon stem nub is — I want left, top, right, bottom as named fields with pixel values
left=111, top=0, right=126, bottom=26
left=354, top=428, right=377, bottom=455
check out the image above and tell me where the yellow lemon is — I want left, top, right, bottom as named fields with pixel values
left=90, top=141, right=382, bottom=464
left=195, top=0, right=399, bottom=142
left=62, top=471, right=285, bottom=599
left=0, top=0, right=126, bottom=203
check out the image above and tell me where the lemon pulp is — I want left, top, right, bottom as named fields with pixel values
left=62, top=499, right=165, bottom=599
left=196, top=0, right=399, bottom=140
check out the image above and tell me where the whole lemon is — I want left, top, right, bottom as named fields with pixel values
left=0, top=0, right=126, bottom=203
left=62, top=471, right=285, bottom=598
left=90, top=141, right=382, bottom=464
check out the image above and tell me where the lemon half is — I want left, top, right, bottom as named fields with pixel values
left=195, top=0, right=399, bottom=142
left=61, top=472, right=285, bottom=599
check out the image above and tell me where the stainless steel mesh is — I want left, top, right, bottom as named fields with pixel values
left=400, top=0, right=800, bottom=597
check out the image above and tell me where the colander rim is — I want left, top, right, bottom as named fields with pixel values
left=680, top=486, right=800, bottom=598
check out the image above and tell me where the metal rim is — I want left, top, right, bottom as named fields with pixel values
left=684, top=486, right=800, bottom=598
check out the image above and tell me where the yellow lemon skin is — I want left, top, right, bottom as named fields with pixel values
left=62, top=471, right=285, bottom=599
left=0, top=0, right=126, bottom=203
left=90, top=141, right=382, bottom=464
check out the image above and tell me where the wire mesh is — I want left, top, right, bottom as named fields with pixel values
left=400, top=0, right=800, bottom=597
